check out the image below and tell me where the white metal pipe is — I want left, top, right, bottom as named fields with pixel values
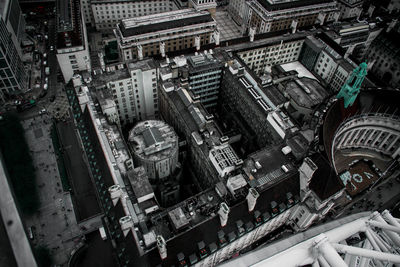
left=333, top=243, right=400, bottom=264
left=311, top=260, right=320, bottom=267
left=317, top=256, right=330, bottom=267
left=365, top=228, right=382, bottom=252
left=383, top=210, right=400, bottom=228
left=359, top=239, right=372, bottom=267
left=368, top=221, right=400, bottom=246
left=366, top=228, right=390, bottom=252
left=369, top=221, right=400, bottom=237
left=370, top=212, right=400, bottom=247
left=315, top=234, right=348, bottom=267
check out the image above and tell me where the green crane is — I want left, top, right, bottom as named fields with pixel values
left=336, top=62, right=368, bottom=108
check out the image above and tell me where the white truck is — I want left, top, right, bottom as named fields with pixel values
left=45, top=67, right=50, bottom=75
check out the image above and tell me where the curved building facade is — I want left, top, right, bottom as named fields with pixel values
left=322, top=89, right=400, bottom=174
left=128, top=120, right=179, bottom=180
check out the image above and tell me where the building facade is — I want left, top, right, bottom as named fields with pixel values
left=337, top=0, right=364, bottom=20
left=91, top=0, right=177, bottom=31
left=365, top=30, right=400, bottom=89
left=299, top=35, right=357, bottom=92
left=56, top=0, right=91, bottom=82
left=187, top=52, right=223, bottom=111
left=92, top=59, right=158, bottom=125
left=189, top=0, right=217, bottom=16
left=114, top=9, right=218, bottom=61
left=237, top=38, right=304, bottom=75
left=0, top=0, right=28, bottom=102
left=241, top=0, right=337, bottom=34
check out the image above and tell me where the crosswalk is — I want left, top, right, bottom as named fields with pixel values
left=46, top=92, right=70, bottom=120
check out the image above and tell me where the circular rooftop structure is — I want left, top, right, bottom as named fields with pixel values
left=321, top=89, right=400, bottom=194
left=128, top=120, right=179, bottom=180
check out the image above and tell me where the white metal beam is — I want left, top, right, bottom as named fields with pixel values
left=333, top=243, right=400, bottom=264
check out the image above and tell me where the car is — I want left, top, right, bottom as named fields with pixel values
left=43, top=61, right=47, bottom=66
left=50, top=46, right=54, bottom=51
left=45, top=77, right=48, bottom=83
left=43, top=53, right=47, bottom=58
left=43, top=83, right=48, bottom=90
left=39, top=108, right=46, bottom=115
left=44, top=35, right=48, bottom=40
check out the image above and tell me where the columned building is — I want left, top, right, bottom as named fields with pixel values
left=91, top=0, right=177, bottom=31
left=114, top=9, right=218, bottom=61
left=241, top=0, right=337, bottom=34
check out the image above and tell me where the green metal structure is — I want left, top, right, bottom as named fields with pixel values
left=336, top=62, right=368, bottom=108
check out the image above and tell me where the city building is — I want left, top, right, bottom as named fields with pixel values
left=159, top=52, right=223, bottom=111
left=128, top=120, right=179, bottom=180
left=187, top=52, right=223, bottom=111
left=91, top=0, right=178, bottom=31
left=299, top=34, right=359, bottom=92
left=236, top=37, right=304, bottom=75
left=91, top=59, right=158, bottom=125
left=227, top=0, right=248, bottom=26
left=80, top=0, right=93, bottom=25
left=189, top=0, right=217, bottom=16
left=128, top=120, right=180, bottom=206
left=365, top=28, right=400, bottom=89
left=64, top=48, right=400, bottom=267
left=236, top=0, right=337, bottom=34
left=56, top=0, right=91, bottom=82
left=336, top=0, right=364, bottom=20
left=158, top=81, right=242, bottom=189
left=0, top=0, right=28, bottom=102
left=219, top=58, right=298, bottom=153
left=114, top=9, right=218, bottom=61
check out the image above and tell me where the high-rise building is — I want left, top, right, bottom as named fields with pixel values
left=0, top=0, right=28, bottom=102
left=114, top=9, right=218, bottom=61
left=56, top=0, right=91, bottom=82
left=187, top=52, right=223, bottom=111
left=91, top=59, right=158, bottom=125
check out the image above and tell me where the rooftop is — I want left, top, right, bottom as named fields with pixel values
left=243, top=145, right=295, bottom=191
left=56, top=0, right=84, bottom=49
left=187, top=52, right=222, bottom=73
left=118, top=9, right=214, bottom=38
left=284, top=77, right=329, bottom=109
left=127, top=58, right=157, bottom=72
left=255, top=0, right=334, bottom=11
left=127, top=167, right=155, bottom=203
left=128, top=120, right=178, bottom=159
left=91, top=63, right=131, bottom=88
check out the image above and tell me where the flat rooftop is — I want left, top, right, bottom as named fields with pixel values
left=284, top=77, right=329, bottom=109
left=256, top=0, right=334, bottom=11
left=119, top=9, right=214, bottom=38
left=280, top=61, right=317, bottom=80
left=56, top=0, right=84, bottom=48
left=243, top=145, right=295, bottom=191
left=128, top=58, right=157, bottom=72
left=129, top=120, right=178, bottom=159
